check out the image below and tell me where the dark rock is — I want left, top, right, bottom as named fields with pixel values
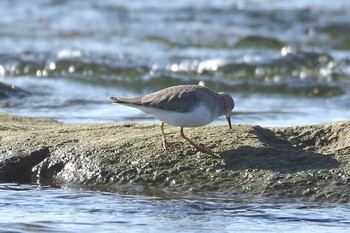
left=0, top=147, right=49, bottom=182
left=0, top=82, right=29, bottom=99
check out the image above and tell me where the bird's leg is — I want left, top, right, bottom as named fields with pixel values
left=180, top=127, right=213, bottom=151
left=160, top=122, right=182, bottom=149
left=160, top=122, right=168, bottom=149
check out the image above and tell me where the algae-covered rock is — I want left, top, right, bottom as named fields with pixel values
left=0, top=113, right=349, bottom=202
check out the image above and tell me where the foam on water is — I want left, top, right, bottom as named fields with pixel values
left=1, top=0, right=350, bottom=126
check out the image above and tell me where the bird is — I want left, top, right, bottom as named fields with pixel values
left=110, top=83, right=235, bottom=151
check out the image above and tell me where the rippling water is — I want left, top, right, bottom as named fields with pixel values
left=0, top=0, right=349, bottom=125
left=1, top=183, right=349, bottom=233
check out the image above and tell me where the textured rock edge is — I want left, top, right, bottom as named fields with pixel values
left=0, top=113, right=349, bottom=202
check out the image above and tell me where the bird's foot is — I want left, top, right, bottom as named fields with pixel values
left=162, top=141, right=183, bottom=150
left=191, top=143, right=220, bottom=157
left=192, top=143, right=215, bottom=152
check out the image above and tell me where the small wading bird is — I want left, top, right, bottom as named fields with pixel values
left=110, top=82, right=235, bottom=151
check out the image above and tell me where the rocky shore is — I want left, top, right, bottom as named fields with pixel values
left=0, top=113, right=349, bottom=202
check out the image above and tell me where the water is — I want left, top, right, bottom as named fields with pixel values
left=0, top=0, right=350, bottom=125
left=0, top=183, right=349, bottom=233
left=1, top=0, right=350, bottom=232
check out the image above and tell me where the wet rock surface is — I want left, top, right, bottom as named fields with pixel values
left=0, top=113, right=349, bottom=202
left=0, top=82, right=29, bottom=99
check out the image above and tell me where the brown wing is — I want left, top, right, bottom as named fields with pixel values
left=140, top=85, right=199, bottom=113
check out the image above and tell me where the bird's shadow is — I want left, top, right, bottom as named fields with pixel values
left=219, top=126, right=339, bottom=174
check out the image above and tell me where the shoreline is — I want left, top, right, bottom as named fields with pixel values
left=1, top=113, right=349, bottom=202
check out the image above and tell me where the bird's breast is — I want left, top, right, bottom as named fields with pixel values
left=136, top=104, right=217, bottom=127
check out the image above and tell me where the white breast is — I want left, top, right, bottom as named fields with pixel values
left=136, top=104, right=218, bottom=127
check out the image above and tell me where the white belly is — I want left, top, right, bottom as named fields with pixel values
left=136, top=104, right=217, bottom=127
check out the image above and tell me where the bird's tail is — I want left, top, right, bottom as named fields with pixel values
left=110, top=97, right=122, bottom=103
left=110, top=96, right=141, bottom=105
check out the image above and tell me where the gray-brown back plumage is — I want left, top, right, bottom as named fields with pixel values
left=111, top=85, right=224, bottom=113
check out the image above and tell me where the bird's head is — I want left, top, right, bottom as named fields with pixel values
left=219, top=93, right=235, bottom=129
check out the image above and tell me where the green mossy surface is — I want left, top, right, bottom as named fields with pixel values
left=1, top=113, right=349, bottom=202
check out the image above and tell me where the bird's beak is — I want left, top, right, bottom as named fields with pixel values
left=225, top=115, right=232, bottom=129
